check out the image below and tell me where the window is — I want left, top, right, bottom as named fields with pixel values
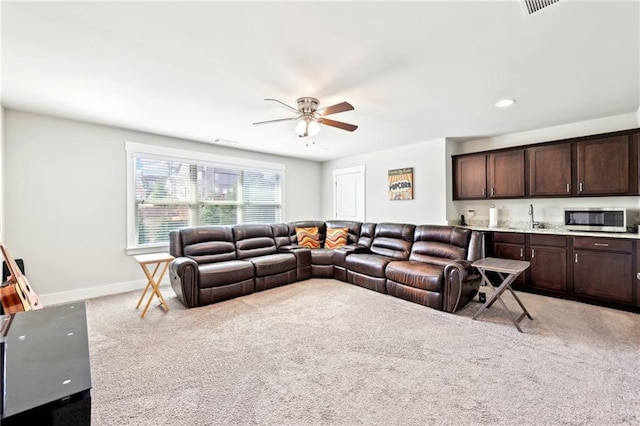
left=126, top=142, right=285, bottom=251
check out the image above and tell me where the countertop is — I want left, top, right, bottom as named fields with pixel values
left=461, top=224, right=640, bottom=240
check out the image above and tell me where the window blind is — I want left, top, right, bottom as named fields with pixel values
left=129, top=146, right=284, bottom=249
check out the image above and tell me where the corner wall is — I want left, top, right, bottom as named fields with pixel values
left=321, top=138, right=448, bottom=225
left=3, top=110, right=322, bottom=304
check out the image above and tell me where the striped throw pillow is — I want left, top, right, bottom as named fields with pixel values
left=325, top=228, right=349, bottom=249
left=295, top=227, right=320, bottom=249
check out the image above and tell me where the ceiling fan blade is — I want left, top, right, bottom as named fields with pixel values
left=264, top=98, right=299, bottom=114
left=320, top=118, right=358, bottom=132
left=318, top=101, right=354, bottom=116
left=252, top=117, right=298, bottom=126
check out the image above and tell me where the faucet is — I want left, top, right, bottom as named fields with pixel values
left=528, top=204, right=542, bottom=229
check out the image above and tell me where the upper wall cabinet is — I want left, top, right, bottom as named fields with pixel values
left=453, top=149, right=526, bottom=200
left=487, top=149, right=525, bottom=198
left=576, top=135, right=637, bottom=196
left=527, top=143, right=572, bottom=197
left=453, top=153, right=487, bottom=199
left=452, top=129, right=639, bottom=200
left=453, top=149, right=525, bottom=200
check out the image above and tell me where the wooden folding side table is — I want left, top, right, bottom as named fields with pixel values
left=133, top=253, right=174, bottom=318
left=471, top=257, right=533, bottom=332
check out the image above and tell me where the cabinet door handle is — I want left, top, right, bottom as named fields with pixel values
left=579, top=182, right=583, bottom=192
left=566, top=183, right=571, bottom=193
left=482, top=188, right=486, bottom=197
left=491, top=187, right=495, bottom=196
left=594, top=243, right=609, bottom=247
left=531, top=248, right=535, bottom=258
left=575, top=253, right=579, bottom=263
left=520, top=248, right=524, bottom=258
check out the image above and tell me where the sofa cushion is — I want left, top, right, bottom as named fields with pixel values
left=233, top=224, right=278, bottom=259
left=172, top=226, right=236, bottom=263
left=198, top=260, right=254, bottom=289
left=370, top=223, right=415, bottom=260
left=346, top=253, right=393, bottom=278
left=184, top=241, right=237, bottom=264
left=356, top=222, right=376, bottom=248
left=325, top=228, right=349, bottom=249
left=250, top=253, right=297, bottom=277
left=385, top=261, right=444, bottom=292
left=296, top=227, right=321, bottom=249
left=271, top=223, right=291, bottom=248
left=311, top=248, right=334, bottom=265
left=411, top=225, right=470, bottom=262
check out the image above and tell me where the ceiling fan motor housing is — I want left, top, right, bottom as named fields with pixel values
left=296, top=97, right=320, bottom=114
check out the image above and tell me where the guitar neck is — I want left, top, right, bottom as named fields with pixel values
left=1, top=244, right=23, bottom=281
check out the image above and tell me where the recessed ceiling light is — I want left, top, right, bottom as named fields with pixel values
left=495, top=99, right=515, bottom=108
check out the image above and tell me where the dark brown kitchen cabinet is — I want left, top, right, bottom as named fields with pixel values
left=453, top=153, right=486, bottom=199
left=453, top=149, right=525, bottom=199
left=489, top=232, right=637, bottom=311
left=487, top=149, right=525, bottom=198
left=451, top=128, right=639, bottom=200
left=492, top=232, right=526, bottom=286
left=636, top=248, right=640, bottom=307
left=576, top=135, right=636, bottom=196
left=527, top=143, right=572, bottom=197
left=529, top=234, right=567, bottom=292
left=572, top=237, right=633, bottom=304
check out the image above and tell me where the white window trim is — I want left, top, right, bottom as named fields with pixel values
left=125, top=142, right=286, bottom=255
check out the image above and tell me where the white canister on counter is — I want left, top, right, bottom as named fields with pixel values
left=489, top=204, right=498, bottom=228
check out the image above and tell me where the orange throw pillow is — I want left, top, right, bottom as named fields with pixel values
left=296, top=227, right=321, bottom=249
left=325, top=228, right=349, bottom=249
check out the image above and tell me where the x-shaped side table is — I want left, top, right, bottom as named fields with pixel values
left=471, top=257, right=533, bottom=332
left=133, top=253, right=174, bottom=318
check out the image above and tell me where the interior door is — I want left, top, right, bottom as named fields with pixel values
left=333, top=166, right=365, bottom=221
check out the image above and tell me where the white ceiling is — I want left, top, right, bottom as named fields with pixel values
left=2, top=1, right=639, bottom=162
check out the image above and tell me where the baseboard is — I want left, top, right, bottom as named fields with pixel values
left=39, top=277, right=171, bottom=306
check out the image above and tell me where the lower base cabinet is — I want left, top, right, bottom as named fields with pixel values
left=530, top=245, right=567, bottom=292
left=492, top=233, right=567, bottom=292
left=493, top=235, right=526, bottom=287
left=491, top=232, right=636, bottom=311
left=572, top=237, right=633, bottom=304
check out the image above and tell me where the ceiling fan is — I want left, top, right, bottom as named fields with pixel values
left=253, top=97, right=358, bottom=138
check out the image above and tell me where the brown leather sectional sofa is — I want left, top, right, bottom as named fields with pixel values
left=169, top=221, right=483, bottom=313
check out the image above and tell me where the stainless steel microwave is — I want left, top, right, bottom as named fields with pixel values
left=564, top=208, right=636, bottom=233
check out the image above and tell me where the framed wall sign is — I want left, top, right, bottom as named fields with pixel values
left=388, top=167, right=413, bottom=200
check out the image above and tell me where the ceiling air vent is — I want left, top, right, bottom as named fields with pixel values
left=522, top=0, right=561, bottom=15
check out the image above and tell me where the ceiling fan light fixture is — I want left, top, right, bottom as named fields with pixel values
left=295, top=117, right=321, bottom=137
left=307, top=119, right=321, bottom=136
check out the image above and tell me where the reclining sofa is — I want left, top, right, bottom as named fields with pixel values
left=168, top=221, right=482, bottom=313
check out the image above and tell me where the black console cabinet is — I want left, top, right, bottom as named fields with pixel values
left=1, top=302, right=92, bottom=425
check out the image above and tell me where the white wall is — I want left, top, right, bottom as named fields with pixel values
left=3, top=110, right=322, bottom=304
left=0, top=106, right=4, bottom=244
left=321, top=138, right=449, bottom=225
left=448, top=112, right=640, bottom=225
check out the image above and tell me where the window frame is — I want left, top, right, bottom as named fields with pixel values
left=125, top=142, right=286, bottom=254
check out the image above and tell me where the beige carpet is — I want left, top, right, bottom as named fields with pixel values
left=86, top=279, right=640, bottom=425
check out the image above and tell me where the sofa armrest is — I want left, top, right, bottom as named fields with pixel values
left=333, top=244, right=369, bottom=268
left=169, top=257, right=199, bottom=308
left=443, top=260, right=481, bottom=313
left=278, top=244, right=304, bottom=252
